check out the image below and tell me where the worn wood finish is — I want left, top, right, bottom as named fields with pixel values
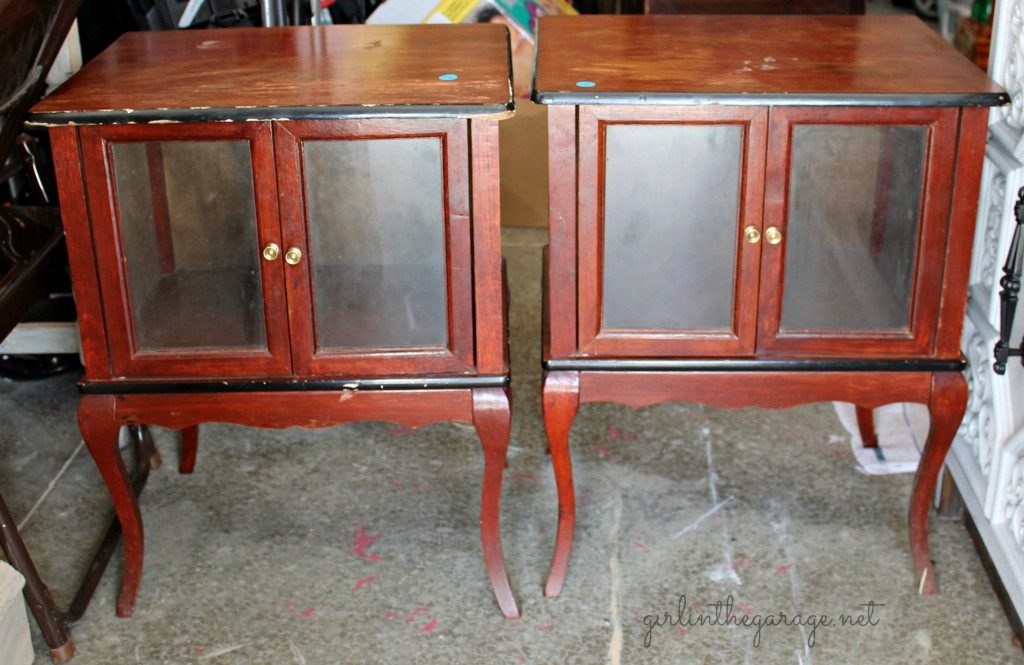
left=472, top=388, right=519, bottom=618
left=577, top=104, right=768, bottom=357
left=537, top=12, right=1000, bottom=606
left=274, top=118, right=475, bottom=377
left=81, top=388, right=523, bottom=616
left=546, top=105, right=578, bottom=359
left=49, top=126, right=111, bottom=380
left=471, top=119, right=507, bottom=375
left=911, top=372, right=968, bottom=594
left=78, top=395, right=141, bottom=617
left=542, top=371, right=580, bottom=599
left=45, top=21, right=516, bottom=621
left=78, top=122, right=294, bottom=380
left=646, top=0, right=865, bottom=14
left=542, top=370, right=960, bottom=597
left=533, top=16, right=1007, bottom=105
left=934, top=107, right=991, bottom=358
left=31, top=25, right=514, bottom=122
left=856, top=406, right=878, bottom=449
left=179, top=426, right=198, bottom=475
left=758, top=105, right=959, bottom=358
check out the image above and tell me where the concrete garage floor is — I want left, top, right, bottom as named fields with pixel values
left=1, top=228, right=1021, bottom=664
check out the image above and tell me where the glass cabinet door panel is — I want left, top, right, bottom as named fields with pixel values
left=780, top=125, right=926, bottom=332
left=303, top=137, right=448, bottom=351
left=111, top=141, right=266, bottom=351
left=602, top=123, right=742, bottom=331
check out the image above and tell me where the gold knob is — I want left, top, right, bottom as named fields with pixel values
left=262, top=243, right=280, bottom=261
left=765, top=226, right=783, bottom=245
left=744, top=226, right=761, bottom=244
left=284, top=247, right=303, bottom=265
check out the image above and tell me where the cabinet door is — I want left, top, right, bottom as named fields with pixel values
left=578, top=106, right=768, bottom=357
left=757, top=107, right=958, bottom=357
left=275, top=120, right=474, bottom=376
left=79, top=123, right=292, bottom=379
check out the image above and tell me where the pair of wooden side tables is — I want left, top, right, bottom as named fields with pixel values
left=28, top=15, right=1006, bottom=621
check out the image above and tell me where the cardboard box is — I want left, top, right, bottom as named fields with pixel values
left=369, top=0, right=565, bottom=227
left=0, top=562, right=34, bottom=665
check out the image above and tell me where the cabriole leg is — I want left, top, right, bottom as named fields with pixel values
left=910, top=372, right=968, bottom=594
left=473, top=387, right=519, bottom=619
left=79, top=395, right=144, bottom=617
left=542, top=370, right=580, bottom=599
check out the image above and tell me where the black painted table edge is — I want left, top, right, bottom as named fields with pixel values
left=542, top=358, right=966, bottom=372
left=78, top=375, right=510, bottom=395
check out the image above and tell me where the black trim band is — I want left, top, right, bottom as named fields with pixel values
left=531, top=91, right=1010, bottom=108
left=542, top=358, right=966, bottom=372
left=28, top=102, right=516, bottom=127
left=79, top=375, right=510, bottom=395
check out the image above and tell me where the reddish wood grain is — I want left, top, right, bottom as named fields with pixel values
left=576, top=104, right=768, bottom=357
left=758, top=106, right=958, bottom=358
left=79, top=395, right=142, bottom=617
left=179, top=426, right=198, bottom=475
left=934, top=106, right=990, bottom=358
left=273, top=118, right=475, bottom=377
left=112, top=390, right=474, bottom=430
left=533, top=15, right=1004, bottom=101
left=578, top=371, right=934, bottom=410
left=471, top=119, right=507, bottom=375
left=542, top=371, right=580, bottom=599
left=33, top=25, right=513, bottom=119
left=48, top=126, right=112, bottom=380
left=78, top=122, right=294, bottom=380
left=911, top=372, right=968, bottom=594
left=855, top=405, right=878, bottom=449
left=545, top=105, right=579, bottom=359
left=645, top=0, right=865, bottom=13
left=472, top=388, right=519, bottom=618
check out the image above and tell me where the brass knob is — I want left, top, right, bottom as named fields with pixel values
left=262, top=243, right=280, bottom=261
left=284, top=247, right=303, bottom=265
left=765, top=226, right=783, bottom=245
left=743, top=226, right=761, bottom=244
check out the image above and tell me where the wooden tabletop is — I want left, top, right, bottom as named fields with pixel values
left=533, top=15, right=1007, bottom=106
left=31, top=24, right=514, bottom=125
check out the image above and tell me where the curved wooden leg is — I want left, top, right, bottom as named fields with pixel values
left=910, top=372, right=967, bottom=595
left=179, top=425, right=199, bottom=474
left=79, top=395, right=143, bottom=617
left=543, top=370, right=580, bottom=599
left=856, top=405, right=878, bottom=448
left=473, top=387, right=519, bottom=619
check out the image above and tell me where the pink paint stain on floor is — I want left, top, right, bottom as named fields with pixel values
left=731, top=559, right=754, bottom=569
left=509, top=473, right=540, bottom=483
left=736, top=602, right=754, bottom=616
left=352, top=577, right=376, bottom=593
left=776, top=563, right=795, bottom=575
left=404, top=608, right=431, bottom=623
left=352, top=526, right=382, bottom=561
left=693, top=602, right=703, bottom=613
left=419, top=619, right=438, bottom=634
left=386, top=426, right=417, bottom=436
left=593, top=445, right=612, bottom=460
left=536, top=624, right=555, bottom=631
left=607, top=426, right=636, bottom=441
left=284, top=600, right=319, bottom=619
left=634, top=541, right=646, bottom=548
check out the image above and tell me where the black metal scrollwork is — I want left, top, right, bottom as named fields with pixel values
left=994, top=187, right=1024, bottom=374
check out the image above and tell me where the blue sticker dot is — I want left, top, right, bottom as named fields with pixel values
left=576, top=80, right=596, bottom=88
left=439, top=73, right=459, bottom=81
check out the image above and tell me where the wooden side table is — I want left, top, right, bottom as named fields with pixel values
left=532, top=14, right=1008, bottom=598
left=30, top=24, right=520, bottom=619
